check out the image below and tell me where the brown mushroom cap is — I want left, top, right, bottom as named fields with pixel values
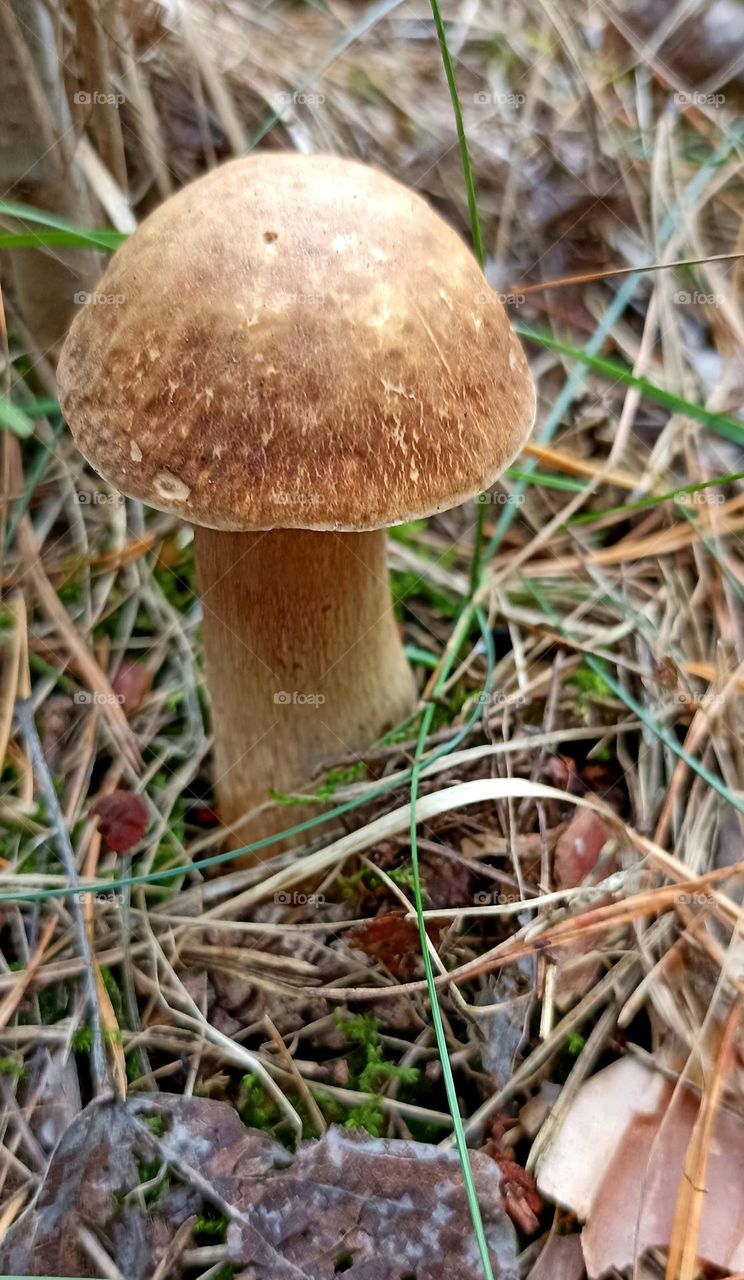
left=58, top=153, right=535, bottom=532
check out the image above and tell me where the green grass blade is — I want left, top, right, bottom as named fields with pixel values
left=425, top=0, right=486, bottom=596
left=417, top=4, right=497, bottom=1273
left=0, top=395, right=34, bottom=438
left=0, top=229, right=124, bottom=250
left=568, top=470, right=744, bottom=526
left=0, top=201, right=126, bottom=251
left=407, top=606, right=496, bottom=1280
left=517, top=324, right=744, bottom=448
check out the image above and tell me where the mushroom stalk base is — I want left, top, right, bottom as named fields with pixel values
left=194, top=526, right=416, bottom=857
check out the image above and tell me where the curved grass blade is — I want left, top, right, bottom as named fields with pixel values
left=517, top=325, right=744, bottom=448
left=0, top=200, right=125, bottom=251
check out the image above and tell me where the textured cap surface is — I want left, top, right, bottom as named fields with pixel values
left=58, top=153, right=535, bottom=531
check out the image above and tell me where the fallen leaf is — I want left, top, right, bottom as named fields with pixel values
left=0, top=1101, right=159, bottom=1277
left=527, top=1231, right=585, bottom=1280
left=0, top=1095, right=520, bottom=1280
left=90, top=790, right=148, bottom=852
left=227, top=1123, right=519, bottom=1278
left=420, top=853, right=473, bottom=909
left=554, top=809, right=609, bottom=889
left=348, top=911, right=428, bottom=979
left=111, top=661, right=153, bottom=714
left=535, top=1057, right=744, bottom=1276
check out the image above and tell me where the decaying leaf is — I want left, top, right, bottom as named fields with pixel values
left=228, top=1123, right=519, bottom=1278
left=89, top=789, right=148, bottom=852
left=0, top=1100, right=161, bottom=1277
left=471, top=962, right=535, bottom=1089
left=0, top=1094, right=519, bottom=1280
left=535, top=1056, right=744, bottom=1276
left=527, top=1231, right=585, bottom=1280
left=484, top=1115, right=542, bottom=1235
left=111, top=660, right=153, bottom=714
left=553, top=809, right=610, bottom=889
left=348, top=910, right=429, bottom=979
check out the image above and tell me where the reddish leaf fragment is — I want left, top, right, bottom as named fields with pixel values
left=111, top=661, right=152, bottom=715
left=90, top=790, right=147, bottom=852
left=554, top=808, right=609, bottom=888
left=193, top=804, right=220, bottom=827
left=485, top=1114, right=542, bottom=1235
left=348, top=911, right=433, bottom=980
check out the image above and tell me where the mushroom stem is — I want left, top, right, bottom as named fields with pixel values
left=194, top=526, right=416, bottom=854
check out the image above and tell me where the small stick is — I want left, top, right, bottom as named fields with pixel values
left=509, top=250, right=744, bottom=294
left=15, top=697, right=108, bottom=1094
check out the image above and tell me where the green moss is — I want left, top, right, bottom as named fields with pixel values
left=72, top=1024, right=92, bottom=1052
left=239, top=1075, right=282, bottom=1132
left=136, top=1155, right=169, bottom=1205
left=193, top=1213, right=228, bottom=1243
left=567, top=1032, right=586, bottom=1057
left=0, top=1056, right=25, bottom=1080
left=333, top=1013, right=421, bottom=1133
left=565, top=659, right=613, bottom=700
left=343, top=1097, right=386, bottom=1138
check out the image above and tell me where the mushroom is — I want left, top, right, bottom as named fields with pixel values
left=57, top=153, right=535, bottom=853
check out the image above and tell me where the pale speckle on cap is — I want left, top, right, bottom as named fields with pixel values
left=154, top=471, right=191, bottom=503
left=57, top=153, right=535, bottom=532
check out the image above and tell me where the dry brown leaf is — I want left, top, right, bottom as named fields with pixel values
left=554, top=809, right=610, bottom=889
left=536, top=1057, right=744, bottom=1276
left=90, top=789, right=148, bottom=852
left=348, top=910, right=428, bottom=979
left=527, top=1231, right=585, bottom=1280
left=111, top=660, right=153, bottom=714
